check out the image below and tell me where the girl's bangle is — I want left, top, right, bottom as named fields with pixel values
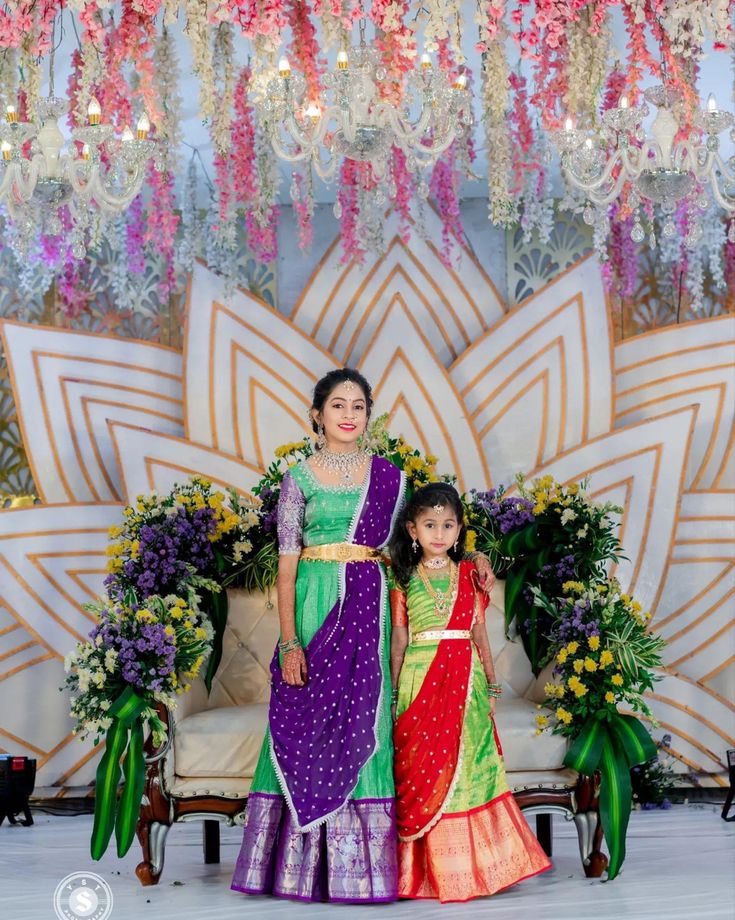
left=487, top=682, right=502, bottom=698
left=279, top=637, right=301, bottom=653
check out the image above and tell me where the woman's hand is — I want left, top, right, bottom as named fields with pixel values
left=281, top=647, right=307, bottom=686
left=391, top=703, right=397, bottom=722
left=488, top=697, right=496, bottom=719
left=472, top=554, right=496, bottom=594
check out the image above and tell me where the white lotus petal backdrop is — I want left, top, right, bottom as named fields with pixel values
left=0, top=225, right=733, bottom=795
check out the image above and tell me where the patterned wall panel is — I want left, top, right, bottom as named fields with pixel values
left=0, top=322, right=183, bottom=503
left=614, top=315, right=735, bottom=491
left=0, top=228, right=733, bottom=790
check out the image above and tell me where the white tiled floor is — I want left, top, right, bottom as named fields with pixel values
left=1, top=805, right=733, bottom=919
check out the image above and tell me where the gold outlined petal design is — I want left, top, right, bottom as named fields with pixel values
left=615, top=315, right=735, bottom=490
left=109, top=421, right=262, bottom=502
left=290, top=207, right=504, bottom=367
left=510, top=406, right=697, bottom=611
left=0, top=504, right=118, bottom=653
left=450, top=255, right=613, bottom=485
left=0, top=320, right=182, bottom=503
left=183, top=264, right=335, bottom=467
left=359, top=293, right=490, bottom=491
left=644, top=670, right=735, bottom=780
left=655, top=491, right=735, bottom=705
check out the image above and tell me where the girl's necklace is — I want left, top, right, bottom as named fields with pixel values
left=418, top=559, right=458, bottom=619
left=311, top=447, right=369, bottom=484
left=423, top=556, right=449, bottom=569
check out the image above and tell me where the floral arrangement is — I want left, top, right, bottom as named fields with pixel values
left=528, top=576, right=666, bottom=880
left=631, top=734, right=677, bottom=810
left=64, top=593, right=214, bottom=859
left=533, top=579, right=664, bottom=737
left=465, top=473, right=624, bottom=672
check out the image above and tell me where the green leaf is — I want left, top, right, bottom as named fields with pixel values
left=609, top=713, right=657, bottom=768
left=115, top=718, right=146, bottom=857
left=500, top=522, right=541, bottom=557
left=203, top=589, right=229, bottom=693
left=504, top=560, right=532, bottom=634
left=598, top=728, right=633, bottom=880
left=91, top=719, right=129, bottom=861
left=563, top=718, right=605, bottom=774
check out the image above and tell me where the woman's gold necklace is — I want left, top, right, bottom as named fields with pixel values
left=418, top=559, right=458, bottom=619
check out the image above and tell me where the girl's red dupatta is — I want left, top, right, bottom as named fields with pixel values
left=393, top=561, right=479, bottom=841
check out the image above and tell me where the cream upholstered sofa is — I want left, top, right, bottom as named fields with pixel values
left=135, top=585, right=606, bottom=885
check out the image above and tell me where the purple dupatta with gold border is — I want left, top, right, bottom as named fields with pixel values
left=267, top=456, right=404, bottom=831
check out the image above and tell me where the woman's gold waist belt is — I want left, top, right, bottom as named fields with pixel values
left=300, top=543, right=383, bottom=563
left=412, top=629, right=472, bottom=642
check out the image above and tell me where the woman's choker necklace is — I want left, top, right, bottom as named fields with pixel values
left=422, top=556, right=449, bottom=569
left=311, top=446, right=368, bottom=483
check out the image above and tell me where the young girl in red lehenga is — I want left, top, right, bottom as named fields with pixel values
left=388, top=483, right=551, bottom=903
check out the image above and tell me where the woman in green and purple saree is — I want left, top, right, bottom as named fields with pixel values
left=231, top=368, right=406, bottom=903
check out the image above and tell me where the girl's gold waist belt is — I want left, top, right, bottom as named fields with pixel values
left=412, top=629, right=472, bottom=642
left=300, top=543, right=383, bottom=563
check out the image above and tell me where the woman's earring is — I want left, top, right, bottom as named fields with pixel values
left=412, top=538, right=418, bottom=553
left=317, top=424, right=326, bottom=450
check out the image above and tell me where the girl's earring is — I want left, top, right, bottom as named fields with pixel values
left=453, top=539, right=459, bottom=552
left=412, top=538, right=418, bottom=554
left=317, top=424, right=326, bottom=450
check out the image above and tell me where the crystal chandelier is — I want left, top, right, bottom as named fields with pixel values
left=0, top=56, right=155, bottom=260
left=258, top=19, right=472, bottom=184
left=554, top=84, right=735, bottom=245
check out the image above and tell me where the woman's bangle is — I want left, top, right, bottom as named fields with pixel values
left=279, top=637, right=301, bottom=653
left=391, top=688, right=399, bottom=702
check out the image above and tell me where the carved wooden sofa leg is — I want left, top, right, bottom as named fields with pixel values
left=136, top=708, right=173, bottom=887
left=136, top=818, right=171, bottom=886
left=574, top=774, right=608, bottom=879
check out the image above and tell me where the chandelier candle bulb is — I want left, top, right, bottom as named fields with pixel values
left=1, top=141, right=11, bottom=161
left=707, top=94, right=718, bottom=114
left=304, top=102, right=321, bottom=124
left=121, top=126, right=134, bottom=143
left=453, top=72, right=467, bottom=90
left=278, top=57, right=291, bottom=78
left=136, top=113, right=150, bottom=140
left=619, top=95, right=629, bottom=109
left=421, top=52, right=432, bottom=69
left=87, top=97, right=101, bottom=126
left=81, top=144, right=90, bottom=161
left=564, top=116, right=574, bottom=132
left=5, top=104, right=17, bottom=124
left=336, top=50, right=349, bottom=71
